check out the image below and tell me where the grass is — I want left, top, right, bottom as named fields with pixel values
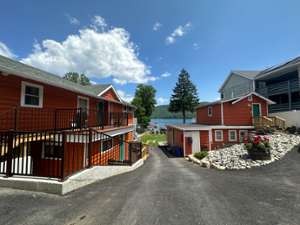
left=140, top=133, right=166, bottom=147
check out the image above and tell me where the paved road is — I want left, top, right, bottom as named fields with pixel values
left=1, top=147, right=300, bottom=225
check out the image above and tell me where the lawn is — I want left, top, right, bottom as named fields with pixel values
left=140, top=133, right=166, bottom=146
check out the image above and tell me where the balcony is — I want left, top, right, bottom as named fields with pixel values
left=0, top=108, right=132, bottom=132
left=256, top=78, right=300, bottom=97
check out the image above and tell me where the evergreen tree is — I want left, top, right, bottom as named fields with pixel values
left=63, top=72, right=91, bottom=86
left=132, top=84, right=156, bottom=128
left=169, top=69, right=199, bottom=123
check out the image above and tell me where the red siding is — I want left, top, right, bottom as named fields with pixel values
left=196, top=104, right=222, bottom=125
left=101, top=88, right=120, bottom=102
left=223, top=95, right=268, bottom=126
left=199, top=130, right=209, bottom=150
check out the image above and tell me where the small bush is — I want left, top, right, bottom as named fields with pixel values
left=286, top=126, right=297, bottom=134
left=244, top=143, right=253, bottom=151
left=257, top=142, right=266, bottom=151
left=194, top=151, right=208, bottom=160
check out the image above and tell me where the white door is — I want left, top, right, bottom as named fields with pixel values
left=184, top=131, right=201, bottom=154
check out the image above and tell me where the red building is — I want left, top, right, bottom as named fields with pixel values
left=0, top=55, right=140, bottom=180
left=167, top=92, right=275, bottom=155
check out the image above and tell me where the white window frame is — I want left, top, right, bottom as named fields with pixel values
left=208, top=106, right=213, bottom=117
left=20, top=81, right=44, bottom=108
left=248, top=95, right=253, bottom=101
left=228, top=130, right=237, bottom=142
left=214, top=130, right=223, bottom=142
left=239, top=130, right=248, bottom=142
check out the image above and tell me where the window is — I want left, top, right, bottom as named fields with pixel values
left=228, top=130, right=237, bottom=142
left=215, top=130, right=223, bottom=142
left=248, top=95, right=253, bottom=101
left=239, top=130, right=248, bottom=142
left=42, top=142, right=62, bottom=159
left=102, top=139, right=113, bottom=152
left=221, top=93, right=224, bottom=99
left=21, top=81, right=43, bottom=107
left=208, top=106, right=213, bottom=117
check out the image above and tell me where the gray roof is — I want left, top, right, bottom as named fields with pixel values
left=87, top=84, right=112, bottom=95
left=231, top=70, right=260, bottom=79
left=0, top=55, right=135, bottom=107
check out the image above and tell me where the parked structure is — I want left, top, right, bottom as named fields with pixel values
left=0, top=55, right=141, bottom=181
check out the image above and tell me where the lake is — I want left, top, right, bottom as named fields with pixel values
left=150, top=118, right=195, bottom=128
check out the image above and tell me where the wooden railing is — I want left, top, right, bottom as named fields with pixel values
left=252, top=116, right=286, bottom=129
left=269, top=116, right=286, bottom=130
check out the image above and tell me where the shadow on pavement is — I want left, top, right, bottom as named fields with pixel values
left=159, top=145, right=184, bottom=158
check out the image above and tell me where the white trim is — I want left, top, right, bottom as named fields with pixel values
left=221, top=102, right=224, bottom=125
left=97, top=85, right=123, bottom=102
left=228, top=130, right=237, bottom=142
left=208, top=130, right=212, bottom=150
left=252, top=103, right=261, bottom=117
left=214, top=130, right=223, bottom=142
left=77, top=96, right=90, bottom=114
left=208, top=106, right=213, bottom=117
left=166, top=124, right=254, bottom=131
left=232, top=92, right=275, bottom=105
left=20, top=81, right=44, bottom=108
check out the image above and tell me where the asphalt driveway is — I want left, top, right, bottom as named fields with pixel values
left=0, top=146, right=300, bottom=225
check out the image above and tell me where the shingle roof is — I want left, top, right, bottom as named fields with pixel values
left=87, top=84, right=112, bottom=95
left=231, top=70, right=260, bottom=79
left=0, top=55, right=135, bottom=107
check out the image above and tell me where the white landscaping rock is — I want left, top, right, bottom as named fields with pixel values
left=207, top=132, right=300, bottom=170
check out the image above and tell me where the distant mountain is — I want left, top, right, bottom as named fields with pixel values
left=151, top=103, right=209, bottom=119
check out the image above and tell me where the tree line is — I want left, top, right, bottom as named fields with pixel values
left=63, top=70, right=200, bottom=128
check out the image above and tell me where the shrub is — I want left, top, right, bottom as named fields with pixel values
left=194, top=151, right=208, bottom=160
left=244, top=135, right=271, bottom=160
left=286, top=126, right=297, bottom=134
left=244, top=143, right=253, bottom=151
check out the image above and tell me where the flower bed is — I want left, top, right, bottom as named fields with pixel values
left=245, top=135, right=271, bottom=160
left=207, top=133, right=300, bottom=170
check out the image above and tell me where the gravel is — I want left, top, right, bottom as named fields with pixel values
left=208, top=132, right=300, bottom=170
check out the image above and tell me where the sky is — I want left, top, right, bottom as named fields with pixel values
left=1, top=0, right=300, bottom=104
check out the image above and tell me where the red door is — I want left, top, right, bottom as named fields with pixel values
left=185, top=137, right=192, bottom=156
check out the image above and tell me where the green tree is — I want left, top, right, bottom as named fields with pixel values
left=63, top=72, right=91, bottom=86
left=169, top=69, right=199, bottom=124
left=132, top=84, right=156, bottom=128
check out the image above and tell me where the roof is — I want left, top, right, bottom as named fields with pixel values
left=166, top=124, right=254, bottom=131
left=231, top=92, right=275, bottom=105
left=0, top=55, right=135, bottom=107
left=256, top=55, right=300, bottom=79
left=218, top=70, right=260, bottom=92
left=196, top=92, right=275, bottom=109
left=87, top=84, right=112, bottom=96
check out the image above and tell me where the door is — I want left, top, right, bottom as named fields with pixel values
left=252, top=104, right=261, bottom=118
left=77, top=96, right=89, bottom=127
left=97, top=101, right=105, bottom=126
left=120, top=135, right=124, bottom=161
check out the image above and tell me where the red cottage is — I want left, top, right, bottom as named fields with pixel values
left=0, top=55, right=140, bottom=180
left=167, top=92, right=275, bottom=156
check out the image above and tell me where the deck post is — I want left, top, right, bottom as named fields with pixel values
left=288, top=80, right=292, bottom=110
left=6, top=131, right=14, bottom=177
left=60, top=131, right=66, bottom=181
left=88, top=129, right=92, bottom=168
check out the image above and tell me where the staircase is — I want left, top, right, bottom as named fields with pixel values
left=253, top=116, right=286, bottom=130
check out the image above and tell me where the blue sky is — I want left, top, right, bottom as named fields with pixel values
left=1, top=0, right=300, bottom=104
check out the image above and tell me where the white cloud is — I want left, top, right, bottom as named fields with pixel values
left=193, top=42, right=200, bottom=50
left=153, top=22, right=162, bottom=31
left=161, top=72, right=171, bottom=78
left=156, top=97, right=169, bottom=105
left=165, top=22, right=192, bottom=45
left=21, top=16, right=156, bottom=84
left=66, top=14, right=80, bottom=25
left=117, top=89, right=134, bottom=103
left=91, top=15, right=107, bottom=31
left=0, top=42, right=15, bottom=58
